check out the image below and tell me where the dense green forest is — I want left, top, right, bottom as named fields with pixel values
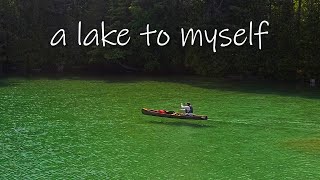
left=0, top=0, right=319, bottom=80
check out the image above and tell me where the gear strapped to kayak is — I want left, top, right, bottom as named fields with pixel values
left=141, top=108, right=208, bottom=120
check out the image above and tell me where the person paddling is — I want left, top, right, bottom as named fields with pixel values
left=181, top=102, right=193, bottom=116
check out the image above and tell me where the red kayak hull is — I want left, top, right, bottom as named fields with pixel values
left=141, top=108, right=208, bottom=120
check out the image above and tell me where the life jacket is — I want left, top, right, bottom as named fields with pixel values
left=186, top=105, right=193, bottom=113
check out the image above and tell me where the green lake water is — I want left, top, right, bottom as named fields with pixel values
left=1, top=77, right=320, bottom=179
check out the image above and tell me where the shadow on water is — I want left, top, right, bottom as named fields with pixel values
left=0, top=82, right=8, bottom=87
left=98, top=76, right=320, bottom=100
left=54, top=74, right=318, bottom=100
left=0, top=79, right=11, bottom=87
left=6, top=75, right=320, bottom=99
left=142, top=76, right=320, bottom=100
left=147, top=120, right=212, bottom=128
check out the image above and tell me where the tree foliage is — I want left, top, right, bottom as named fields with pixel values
left=0, top=0, right=319, bottom=79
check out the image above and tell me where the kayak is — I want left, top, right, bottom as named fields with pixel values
left=141, top=108, right=208, bottom=120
